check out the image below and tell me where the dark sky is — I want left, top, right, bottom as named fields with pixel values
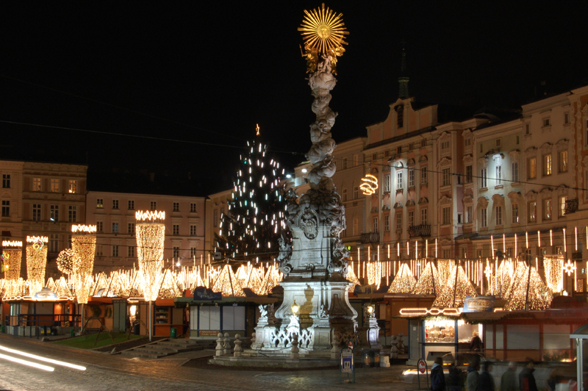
left=1, top=2, right=587, bottom=194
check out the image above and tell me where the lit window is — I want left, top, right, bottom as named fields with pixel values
left=33, top=178, right=42, bottom=191
left=543, top=199, right=552, bottom=220
left=50, top=179, right=59, bottom=192
left=544, top=154, right=552, bottom=176
left=97, top=199, right=104, bottom=208
left=528, top=157, right=537, bottom=179
left=559, top=151, right=568, bottom=173
left=68, top=180, right=77, bottom=194
left=559, top=196, right=567, bottom=217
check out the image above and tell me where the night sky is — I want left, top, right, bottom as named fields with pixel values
left=2, top=2, right=587, bottom=194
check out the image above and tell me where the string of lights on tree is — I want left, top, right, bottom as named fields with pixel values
left=215, top=126, right=290, bottom=263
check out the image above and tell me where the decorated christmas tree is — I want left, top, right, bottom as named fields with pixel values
left=214, top=127, right=290, bottom=263
left=387, top=263, right=417, bottom=294
left=504, top=263, right=552, bottom=311
left=413, top=261, right=440, bottom=296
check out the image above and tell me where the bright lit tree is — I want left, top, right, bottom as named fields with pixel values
left=214, top=129, right=290, bottom=263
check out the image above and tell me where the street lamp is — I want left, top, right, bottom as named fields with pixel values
left=291, top=300, right=299, bottom=315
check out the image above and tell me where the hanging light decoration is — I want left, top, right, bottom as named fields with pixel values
left=360, top=174, right=378, bottom=195
left=26, top=236, right=48, bottom=295
left=2, top=240, right=22, bottom=281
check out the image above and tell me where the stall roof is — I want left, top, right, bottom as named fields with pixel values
left=571, top=324, right=588, bottom=339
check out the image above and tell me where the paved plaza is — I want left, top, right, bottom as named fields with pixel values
left=0, top=334, right=419, bottom=391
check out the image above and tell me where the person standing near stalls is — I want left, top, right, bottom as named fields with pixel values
left=519, top=360, right=538, bottom=391
left=467, top=357, right=480, bottom=391
left=478, top=362, right=495, bottom=391
left=501, top=362, right=518, bottom=391
left=431, top=357, right=446, bottom=391
left=470, top=331, right=483, bottom=352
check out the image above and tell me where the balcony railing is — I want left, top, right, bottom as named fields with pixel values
left=408, top=224, right=431, bottom=238
left=361, top=232, right=380, bottom=244
left=565, top=199, right=578, bottom=215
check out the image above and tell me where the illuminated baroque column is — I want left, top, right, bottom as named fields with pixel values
left=26, top=236, right=48, bottom=295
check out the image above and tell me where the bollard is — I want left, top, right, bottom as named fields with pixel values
left=215, top=333, right=224, bottom=357
left=290, top=333, right=299, bottom=360
left=233, top=334, right=243, bottom=358
left=223, top=332, right=232, bottom=355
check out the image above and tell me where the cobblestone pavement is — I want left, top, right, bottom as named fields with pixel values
left=0, top=334, right=419, bottom=391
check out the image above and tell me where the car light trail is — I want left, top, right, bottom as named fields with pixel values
left=0, top=345, right=86, bottom=371
left=0, top=352, right=54, bottom=372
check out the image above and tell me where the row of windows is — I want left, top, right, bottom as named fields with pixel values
left=0, top=202, right=78, bottom=222
left=372, top=209, right=429, bottom=233
left=528, top=151, right=568, bottom=179
left=340, top=155, right=360, bottom=170
left=96, top=221, right=198, bottom=236
left=106, top=245, right=198, bottom=258
left=30, top=178, right=79, bottom=193
left=96, top=199, right=198, bottom=213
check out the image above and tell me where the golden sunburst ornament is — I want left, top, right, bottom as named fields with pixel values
left=298, top=3, right=349, bottom=74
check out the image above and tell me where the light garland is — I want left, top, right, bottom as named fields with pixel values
left=211, top=264, right=245, bottom=297
left=26, top=237, right=48, bottom=295
left=503, top=263, right=551, bottom=311
left=367, top=261, right=382, bottom=290
left=71, top=224, right=97, bottom=234
left=2, top=241, right=22, bottom=247
left=2, top=248, right=22, bottom=281
left=543, top=256, right=564, bottom=293
left=387, top=263, right=416, bottom=293
left=71, top=235, right=96, bottom=276
left=413, top=261, right=440, bottom=295
left=360, top=174, right=378, bottom=195
left=135, top=210, right=165, bottom=221
left=432, top=264, right=477, bottom=308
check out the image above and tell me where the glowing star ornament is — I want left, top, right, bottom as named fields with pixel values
left=563, top=259, right=576, bottom=277
left=360, top=174, right=378, bottom=195
left=298, top=3, right=349, bottom=74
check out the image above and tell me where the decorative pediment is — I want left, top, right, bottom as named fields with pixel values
left=419, top=155, right=428, bottom=163
left=491, top=194, right=505, bottom=206
left=507, top=191, right=522, bottom=201
left=439, top=195, right=452, bottom=205
left=540, top=142, right=553, bottom=154
left=463, top=194, right=473, bottom=204
left=526, top=190, right=537, bottom=201
left=418, top=197, right=429, bottom=205
left=407, top=158, right=416, bottom=167
left=462, top=128, right=473, bottom=137
left=438, top=156, right=451, bottom=166
left=393, top=202, right=404, bottom=209
left=525, top=146, right=537, bottom=156
left=395, top=161, right=404, bottom=170
left=439, top=131, right=451, bottom=141
left=508, top=149, right=520, bottom=161
left=556, top=138, right=569, bottom=151
left=371, top=167, right=379, bottom=174
left=478, top=156, right=488, bottom=168
left=556, top=184, right=569, bottom=195
left=371, top=206, right=379, bottom=213
left=492, top=153, right=504, bottom=161
left=382, top=205, right=391, bottom=211
left=463, top=154, right=474, bottom=164
left=540, top=187, right=553, bottom=198
left=406, top=199, right=415, bottom=207
left=477, top=196, right=489, bottom=208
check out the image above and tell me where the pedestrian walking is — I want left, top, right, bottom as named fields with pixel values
left=431, top=357, right=446, bottom=391
left=478, top=361, right=495, bottom=391
left=447, top=363, right=464, bottom=391
left=501, top=361, right=518, bottom=391
left=519, top=360, right=538, bottom=391
left=466, top=358, right=480, bottom=391
left=470, top=331, right=483, bottom=352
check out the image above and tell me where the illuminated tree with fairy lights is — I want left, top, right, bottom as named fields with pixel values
left=214, top=127, right=290, bottom=263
